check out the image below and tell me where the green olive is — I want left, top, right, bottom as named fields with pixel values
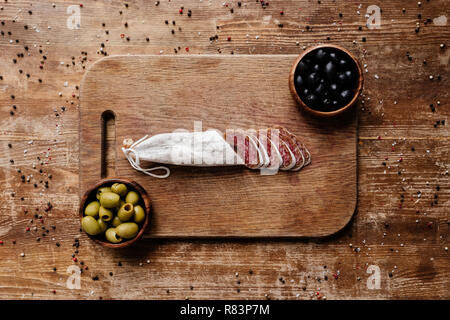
left=115, top=222, right=139, bottom=239
left=97, top=218, right=108, bottom=233
left=113, top=200, right=126, bottom=214
left=133, top=205, right=146, bottom=224
left=81, top=216, right=102, bottom=236
left=84, top=201, right=100, bottom=218
left=111, top=183, right=128, bottom=197
left=105, top=228, right=122, bottom=244
left=99, top=206, right=113, bottom=222
left=111, top=216, right=122, bottom=227
left=118, top=203, right=134, bottom=222
left=125, top=191, right=140, bottom=205
left=100, top=192, right=121, bottom=209
left=96, top=186, right=111, bottom=200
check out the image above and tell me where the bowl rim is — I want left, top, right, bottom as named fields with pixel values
left=79, top=177, right=151, bottom=248
left=289, top=44, right=364, bottom=117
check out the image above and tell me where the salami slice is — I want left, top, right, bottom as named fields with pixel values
left=247, top=129, right=265, bottom=169
left=271, top=128, right=296, bottom=170
left=275, top=126, right=305, bottom=170
left=249, top=130, right=270, bottom=168
left=225, top=129, right=262, bottom=169
left=279, top=140, right=297, bottom=170
left=259, top=128, right=282, bottom=170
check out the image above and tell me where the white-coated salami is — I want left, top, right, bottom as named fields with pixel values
left=122, top=126, right=310, bottom=178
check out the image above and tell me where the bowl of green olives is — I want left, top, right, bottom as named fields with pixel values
left=79, top=178, right=151, bottom=248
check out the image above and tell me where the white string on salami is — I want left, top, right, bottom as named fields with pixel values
left=122, top=127, right=311, bottom=178
left=122, top=135, right=171, bottom=179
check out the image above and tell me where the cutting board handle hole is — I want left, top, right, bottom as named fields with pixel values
left=101, top=110, right=116, bottom=178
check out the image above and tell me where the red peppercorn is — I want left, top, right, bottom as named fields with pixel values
left=26, top=227, right=30, bottom=232
left=0, top=240, right=3, bottom=245
left=73, top=257, right=78, bottom=262
left=227, top=36, right=231, bottom=41
left=185, top=47, right=189, bottom=52
left=179, top=9, right=183, bottom=14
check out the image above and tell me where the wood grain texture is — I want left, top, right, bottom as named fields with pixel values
left=0, top=0, right=448, bottom=299
left=79, top=54, right=357, bottom=237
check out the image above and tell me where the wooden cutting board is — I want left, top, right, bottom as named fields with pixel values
left=79, top=55, right=357, bottom=238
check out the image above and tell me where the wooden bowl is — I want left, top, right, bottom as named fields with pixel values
left=289, top=44, right=364, bottom=117
left=79, top=178, right=151, bottom=248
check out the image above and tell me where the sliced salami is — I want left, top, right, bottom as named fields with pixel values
left=260, top=128, right=282, bottom=170
left=247, top=129, right=265, bottom=169
left=123, top=127, right=311, bottom=178
left=225, top=129, right=262, bottom=169
left=275, top=126, right=305, bottom=170
left=270, top=128, right=297, bottom=170
left=248, top=130, right=270, bottom=168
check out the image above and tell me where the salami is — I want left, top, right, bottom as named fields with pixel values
left=278, top=126, right=311, bottom=167
left=259, top=128, right=282, bottom=170
left=122, top=127, right=310, bottom=178
left=275, top=126, right=306, bottom=170
left=224, top=129, right=261, bottom=169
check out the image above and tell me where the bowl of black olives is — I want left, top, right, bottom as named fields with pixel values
left=289, top=44, right=363, bottom=117
left=79, top=178, right=151, bottom=248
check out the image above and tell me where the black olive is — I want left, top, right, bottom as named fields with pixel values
left=329, top=83, right=339, bottom=95
left=324, top=61, right=337, bottom=80
left=305, top=94, right=319, bottom=107
left=329, top=52, right=339, bottom=63
left=295, top=75, right=304, bottom=87
left=312, top=64, right=320, bottom=73
left=323, top=98, right=332, bottom=108
left=296, top=61, right=308, bottom=75
left=340, top=90, right=353, bottom=103
left=339, top=59, right=348, bottom=69
left=337, top=72, right=347, bottom=86
left=344, top=70, right=355, bottom=84
left=314, top=83, right=325, bottom=96
left=315, top=49, right=327, bottom=62
left=307, top=72, right=320, bottom=87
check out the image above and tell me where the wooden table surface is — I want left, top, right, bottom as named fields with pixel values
left=0, top=0, right=448, bottom=300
